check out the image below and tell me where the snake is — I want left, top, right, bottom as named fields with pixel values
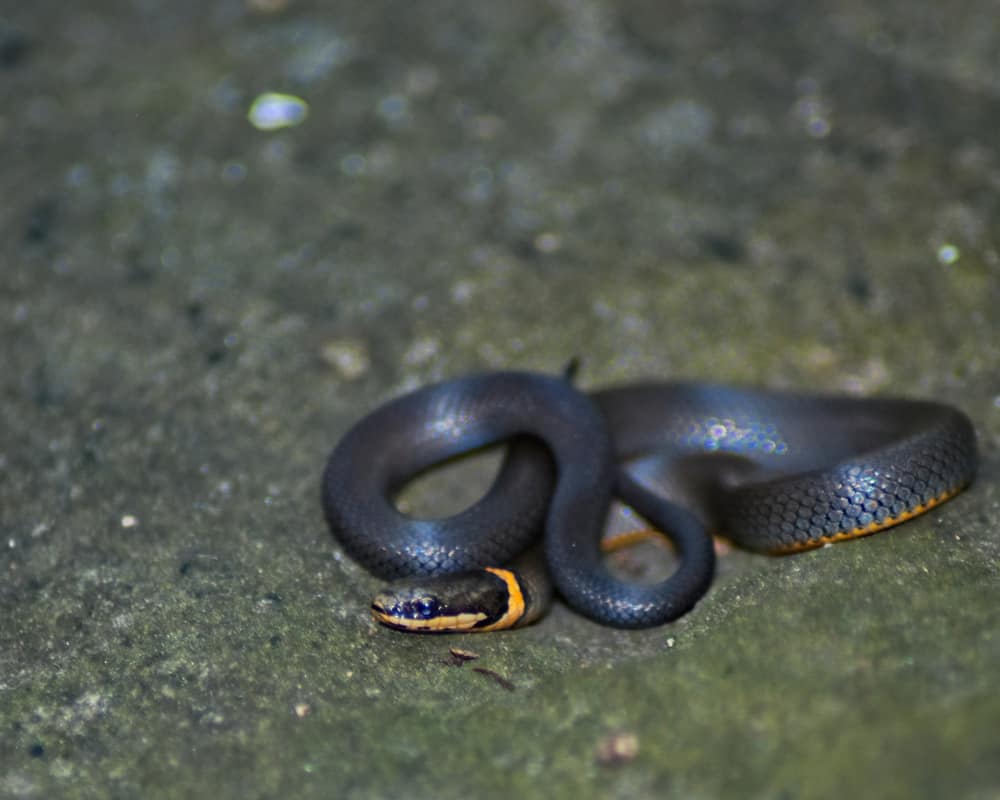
left=321, top=369, right=977, bottom=632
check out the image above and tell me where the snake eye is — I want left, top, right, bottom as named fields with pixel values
left=415, top=597, right=438, bottom=618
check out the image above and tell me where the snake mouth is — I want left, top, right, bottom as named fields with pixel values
left=370, top=599, right=425, bottom=631
left=370, top=601, right=412, bottom=631
left=370, top=601, right=489, bottom=633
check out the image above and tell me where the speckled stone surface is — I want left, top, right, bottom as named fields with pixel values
left=2, top=2, right=999, bottom=798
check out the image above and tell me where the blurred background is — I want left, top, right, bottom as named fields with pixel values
left=1, top=2, right=998, bottom=798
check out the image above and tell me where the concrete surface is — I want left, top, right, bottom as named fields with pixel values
left=2, top=1, right=998, bottom=798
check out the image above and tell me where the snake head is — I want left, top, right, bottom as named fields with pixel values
left=370, top=568, right=522, bottom=633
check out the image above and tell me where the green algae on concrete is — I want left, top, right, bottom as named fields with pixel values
left=2, top=1, right=999, bottom=798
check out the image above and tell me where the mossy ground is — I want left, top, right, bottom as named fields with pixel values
left=2, top=2, right=998, bottom=798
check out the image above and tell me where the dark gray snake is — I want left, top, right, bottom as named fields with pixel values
left=321, top=371, right=977, bottom=631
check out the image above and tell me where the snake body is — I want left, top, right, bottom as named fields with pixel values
left=321, top=371, right=977, bottom=631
